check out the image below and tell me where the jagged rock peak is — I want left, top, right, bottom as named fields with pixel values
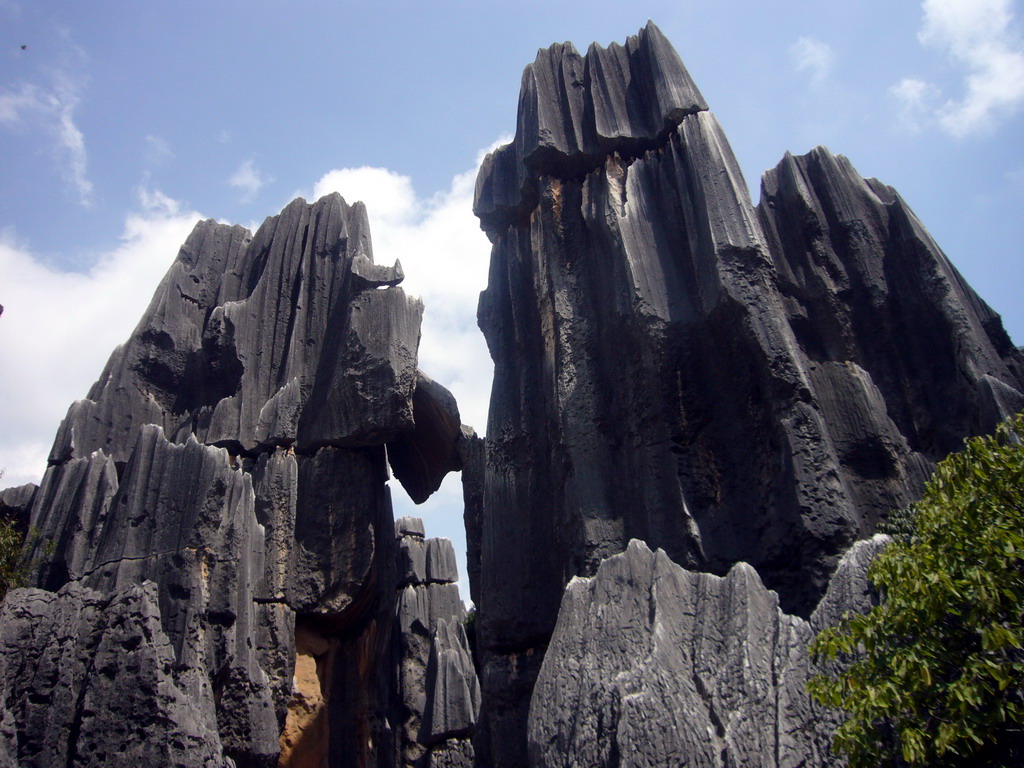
left=528, top=537, right=889, bottom=767
left=468, top=23, right=1024, bottom=767
left=393, top=519, right=478, bottom=768
left=474, top=21, right=708, bottom=232
left=49, top=192, right=421, bottom=463
left=42, top=191, right=467, bottom=507
left=2, top=190, right=473, bottom=768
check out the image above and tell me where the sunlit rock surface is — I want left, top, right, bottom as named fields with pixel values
left=528, top=537, right=886, bottom=767
left=394, top=518, right=479, bottom=768
left=1, top=194, right=470, bottom=768
left=1, top=19, right=1021, bottom=768
left=469, top=20, right=1024, bottom=766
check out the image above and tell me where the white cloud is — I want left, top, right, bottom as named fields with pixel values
left=228, top=159, right=273, bottom=203
left=0, top=74, right=93, bottom=206
left=0, top=192, right=202, bottom=486
left=790, top=36, right=835, bottom=85
left=890, top=77, right=943, bottom=132
left=0, top=84, right=42, bottom=122
left=144, top=134, right=174, bottom=166
left=899, top=0, right=1024, bottom=136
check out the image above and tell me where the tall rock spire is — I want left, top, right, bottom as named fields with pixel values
left=1, top=194, right=474, bottom=768
left=469, top=21, right=1024, bottom=766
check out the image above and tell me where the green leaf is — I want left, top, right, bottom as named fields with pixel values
left=807, top=412, right=1024, bottom=767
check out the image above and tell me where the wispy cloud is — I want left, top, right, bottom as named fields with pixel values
left=0, top=190, right=202, bottom=487
left=0, top=73, right=93, bottom=206
left=144, top=134, right=174, bottom=166
left=790, top=36, right=835, bottom=85
left=894, top=0, right=1024, bottom=136
left=228, top=159, right=273, bottom=203
left=889, top=77, right=943, bottom=132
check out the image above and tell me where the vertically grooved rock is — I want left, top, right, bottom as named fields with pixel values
left=3, top=192, right=468, bottom=768
left=757, top=147, right=1024, bottom=462
left=470, top=21, right=1024, bottom=767
left=393, top=520, right=478, bottom=768
left=0, top=581, right=231, bottom=768
left=527, top=537, right=888, bottom=768
left=474, top=21, right=707, bottom=233
left=0, top=484, right=36, bottom=534
left=46, top=194, right=422, bottom=463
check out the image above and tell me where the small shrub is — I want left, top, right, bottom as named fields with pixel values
left=808, top=412, right=1024, bottom=766
left=0, top=513, right=28, bottom=601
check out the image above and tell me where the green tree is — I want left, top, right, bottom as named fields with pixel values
left=808, top=412, right=1024, bottom=766
left=0, top=512, right=28, bottom=601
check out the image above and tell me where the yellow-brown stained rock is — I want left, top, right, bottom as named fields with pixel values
left=278, top=623, right=337, bottom=768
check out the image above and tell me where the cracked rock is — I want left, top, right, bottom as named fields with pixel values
left=527, top=537, right=888, bottom=768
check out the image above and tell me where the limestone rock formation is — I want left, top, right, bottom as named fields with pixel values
left=469, top=20, right=1024, bottom=766
left=1, top=19, right=1021, bottom=768
left=394, top=518, right=479, bottom=768
left=1, top=194, right=469, bottom=768
left=0, top=581, right=232, bottom=768
left=528, top=536, right=887, bottom=767
left=0, top=484, right=35, bottom=537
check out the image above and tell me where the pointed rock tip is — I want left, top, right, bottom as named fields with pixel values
left=535, top=39, right=580, bottom=60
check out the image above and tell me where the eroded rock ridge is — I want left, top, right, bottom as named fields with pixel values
left=1, top=19, right=1022, bottom=768
left=0, top=195, right=473, bottom=768
left=528, top=537, right=888, bottom=767
left=468, top=20, right=1024, bottom=766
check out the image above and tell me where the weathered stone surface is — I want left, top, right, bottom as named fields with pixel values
left=426, top=738, right=475, bottom=768
left=426, top=537, right=459, bottom=584
left=23, top=425, right=280, bottom=766
left=0, top=483, right=36, bottom=531
left=387, top=372, right=464, bottom=504
left=0, top=581, right=230, bottom=768
left=277, top=623, right=337, bottom=768
left=4, top=192, right=467, bottom=768
left=399, top=535, right=429, bottom=586
left=393, top=521, right=477, bottom=768
left=5, top=19, right=1020, bottom=768
left=397, top=516, right=427, bottom=538
left=457, top=430, right=484, bottom=609
left=528, top=537, right=887, bottom=768
left=474, top=20, right=707, bottom=233
left=422, top=619, right=480, bottom=745
left=399, top=583, right=466, bottom=636
left=758, top=146, right=1024, bottom=462
left=470, top=23, right=1024, bottom=764
left=47, top=194, right=422, bottom=462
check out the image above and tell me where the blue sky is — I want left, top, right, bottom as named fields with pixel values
left=2, top=1, right=1023, bottom=599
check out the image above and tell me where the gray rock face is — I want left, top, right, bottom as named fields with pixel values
left=394, top=520, right=479, bottom=768
left=388, top=372, right=464, bottom=504
left=3, top=194, right=468, bottom=768
left=0, top=581, right=230, bottom=768
left=474, top=21, right=707, bottom=234
left=758, top=147, right=1024, bottom=460
left=44, top=195, right=442, bottom=463
left=470, top=21, right=1024, bottom=767
left=0, top=483, right=36, bottom=537
left=528, top=537, right=887, bottom=768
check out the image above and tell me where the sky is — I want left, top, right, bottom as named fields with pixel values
left=2, top=0, right=1023, bottom=602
